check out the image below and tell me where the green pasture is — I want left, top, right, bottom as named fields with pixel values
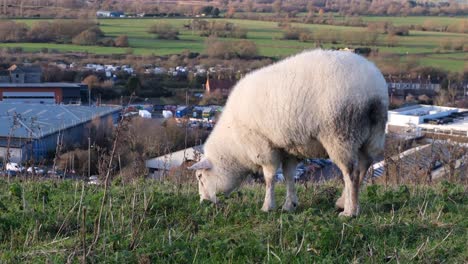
left=0, top=179, right=466, bottom=262
left=2, top=17, right=467, bottom=72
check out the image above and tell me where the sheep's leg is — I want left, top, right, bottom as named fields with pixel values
left=282, top=157, right=299, bottom=212
left=261, top=165, right=278, bottom=212
left=336, top=151, right=372, bottom=210
left=335, top=185, right=346, bottom=210
left=323, top=140, right=360, bottom=217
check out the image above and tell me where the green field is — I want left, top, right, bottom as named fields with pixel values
left=0, top=179, right=466, bottom=262
left=2, top=17, right=467, bottom=72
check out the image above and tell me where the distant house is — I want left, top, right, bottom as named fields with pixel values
left=0, top=64, right=42, bottom=83
left=205, top=77, right=237, bottom=96
left=96, top=10, right=125, bottom=17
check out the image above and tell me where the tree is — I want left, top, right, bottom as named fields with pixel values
left=71, top=27, right=103, bottom=45
left=272, top=0, right=282, bottom=15
left=233, top=40, right=258, bottom=59
left=83, top=75, right=100, bottom=90
left=0, top=21, right=28, bottom=42
left=127, top=76, right=141, bottom=95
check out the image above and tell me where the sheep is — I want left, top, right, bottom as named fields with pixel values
left=189, top=49, right=388, bottom=217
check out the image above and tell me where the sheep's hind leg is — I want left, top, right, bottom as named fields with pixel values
left=261, top=164, right=279, bottom=212
left=336, top=150, right=373, bottom=211
left=282, top=157, right=299, bottom=212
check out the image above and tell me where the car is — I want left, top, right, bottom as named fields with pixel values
left=27, top=167, right=45, bottom=175
left=6, top=162, right=24, bottom=172
left=88, top=175, right=101, bottom=185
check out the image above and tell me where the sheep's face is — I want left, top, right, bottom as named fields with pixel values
left=195, top=168, right=218, bottom=203
left=189, top=158, right=219, bottom=203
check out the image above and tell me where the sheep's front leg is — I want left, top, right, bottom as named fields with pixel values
left=282, top=158, right=299, bottom=211
left=261, top=165, right=277, bottom=212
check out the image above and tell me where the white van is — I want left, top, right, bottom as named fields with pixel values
left=6, top=163, right=24, bottom=172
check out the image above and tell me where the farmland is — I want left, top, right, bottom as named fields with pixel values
left=0, top=178, right=466, bottom=263
left=2, top=17, right=467, bottom=72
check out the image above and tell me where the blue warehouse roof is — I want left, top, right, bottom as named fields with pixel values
left=0, top=103, right=122, bottom=139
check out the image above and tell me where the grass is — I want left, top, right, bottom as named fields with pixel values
left=2, top=17, right=466, bottom=73
left=0, top=178, right=466, bottom=263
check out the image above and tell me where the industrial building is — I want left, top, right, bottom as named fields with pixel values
left=0, top=83, right=87, bottom=104
left=387, top=104, right=468, bottom=139
left=0, top=103, right=121, bottom=163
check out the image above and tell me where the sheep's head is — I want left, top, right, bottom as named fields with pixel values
left=189, top=158, right=219, bottom=203
left=190, top=157, right=240, bottom=204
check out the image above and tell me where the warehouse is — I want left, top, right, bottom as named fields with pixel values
left=387, top=104, right=468, bottom=139
left=0, top=103, right=121, bottom=163
left=0, top=83, right=87, bottom=104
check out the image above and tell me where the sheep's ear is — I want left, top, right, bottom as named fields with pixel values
left=188, top=158, right=213, bottom=170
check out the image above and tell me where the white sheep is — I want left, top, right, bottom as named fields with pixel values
left=190, top=49, right=388, bottom=217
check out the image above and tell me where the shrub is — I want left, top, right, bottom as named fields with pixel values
left=148, top=23, right=179, bottom=40
left=115, top=35, right=129, bottom=47
left=282, top=27, right=311, bottom=40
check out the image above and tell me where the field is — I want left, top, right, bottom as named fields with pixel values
left=0, top=178, right=466, bottom=263
left=3, top=17, right=467, bottom=72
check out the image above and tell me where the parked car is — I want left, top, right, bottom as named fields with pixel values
left=27, top=167, right=45, bottom=175
left=6, top=162, right=24, bottom=172
left=88, top=176, right=101, bottom=185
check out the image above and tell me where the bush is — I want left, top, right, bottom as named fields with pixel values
left=115, top=35, right=129, bottom=47
left=204, top=38, right=258, bottom=59
left=148, top=23, right=179, bottom=40
left=99, top=37, right=115, bottom=47
left=282, top=27, right=311, bottom=40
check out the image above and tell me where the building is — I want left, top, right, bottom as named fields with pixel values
left=0, top=83, right=87, bottom=104
left=146, top=145, right=204, bottom=179
left=387, top=104, right=468, bottom=139
left=0, top=103, right=122, bottom=163
left=96, top=10, right=125, bottom=17
left=0, top=64, right=42, bottom=83
left=205, top=77, right=237, bottom=96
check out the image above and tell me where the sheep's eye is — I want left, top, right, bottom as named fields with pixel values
left=197, top=173, right=202, bottom=180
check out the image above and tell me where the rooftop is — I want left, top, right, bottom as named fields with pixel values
left=389, top=104, right=458, bottom=116
left=0, top=103, right=122, bottom=139
left=0, top=83, right=85, bottom=88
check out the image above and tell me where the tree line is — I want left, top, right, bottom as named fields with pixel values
left=0, top=20, right=129, bottom=47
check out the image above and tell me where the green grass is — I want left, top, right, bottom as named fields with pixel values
left=2, top=18, right=467, bottom=72
left=0, top=178, right=466, bottom=263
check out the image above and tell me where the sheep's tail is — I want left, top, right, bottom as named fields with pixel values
left=362, top=98, right=388, bottom=158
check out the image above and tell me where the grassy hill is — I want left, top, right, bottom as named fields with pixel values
left=0, top=178, right=466, bottom=263
left=2, top=17, right=466, bottom=72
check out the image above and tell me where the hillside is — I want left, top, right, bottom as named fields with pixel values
left=0, top=179, right=466, bottom=262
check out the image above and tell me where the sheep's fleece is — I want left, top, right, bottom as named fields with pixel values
left=190, top=49, right=388, bottom=217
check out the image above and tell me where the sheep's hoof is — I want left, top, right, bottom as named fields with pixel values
left=282, top=201, right=298, bottom=212
left=261, top=202, right=276, bottom=212
left=335, top=197, right=345, bottom=210
left=338, top=206, right=360, bottom=218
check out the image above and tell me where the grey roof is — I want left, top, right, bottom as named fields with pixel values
left=0, top=103, right=122, bottom=139
left=0, top=83, right=84, bottom=88
left=9, top=65, right=42, bottom=73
